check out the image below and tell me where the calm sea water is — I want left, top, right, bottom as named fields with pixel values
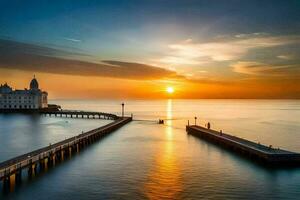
left=1, top=99, right=300, bottom=199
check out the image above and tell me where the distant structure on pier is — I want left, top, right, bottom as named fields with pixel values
left=0, top=76, right=48, bottom=110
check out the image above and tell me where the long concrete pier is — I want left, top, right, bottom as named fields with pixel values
left=0, top=117, right=132, bottom=190
left=186, top=125, right=300, bottom=165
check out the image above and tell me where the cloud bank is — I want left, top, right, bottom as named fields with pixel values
left=160, top=35, right=300, bottom=65
left=0, top=39, right=178, bottom=80
left=231, top=61, right=299, bottom=76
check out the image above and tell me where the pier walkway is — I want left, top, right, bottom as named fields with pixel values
left=186, top=125, right=300, bottom=165
left=0, top=117, right=132, bottom=188
left=41, top=110, right=118, bottom=120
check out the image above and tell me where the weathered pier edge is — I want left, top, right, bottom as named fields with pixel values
left=186, top=125, right=300, bottom=166
left=0, top=117, right=132, bottom=190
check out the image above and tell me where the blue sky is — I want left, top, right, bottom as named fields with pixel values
left=0, top=0, right=299, bottom=98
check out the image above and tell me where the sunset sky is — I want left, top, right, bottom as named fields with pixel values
left=0, top=0, right=299, bottom=99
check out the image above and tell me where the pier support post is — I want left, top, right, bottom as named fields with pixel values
left=76, top=143, right=79, bottom=152
left=39, top=158, right=45, bottom=171
left=28, top=166, right=32, bottom=177
left=67, top=146, right=71, bottom=157
left=15, top=163, right=22, bottom=184
left=27, top=164, right=37, bottom=177
left=55, top=151, right=61, bottom=162
left=15, top=169, right=22, bottom=184
left=48, top=154, right=54, bottom=167
left=3, top=175, right=10, bottom=192
left=27, top=159, right=33, bottom=177
left=33, top=164, right=37, bottom=175
left=2, top=169, right=11, bottom=192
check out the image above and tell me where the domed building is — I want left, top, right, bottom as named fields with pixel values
left=0, top=76, right=48, bottom=110
left=30, top=76, right=39, bottom=90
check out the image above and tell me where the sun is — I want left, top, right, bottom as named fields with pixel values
left=166, top=86, right=174, bottom=94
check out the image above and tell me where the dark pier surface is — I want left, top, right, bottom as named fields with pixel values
left=186, top=125, right=300, bottom=166
left=0, top=117, right=132, bottom=189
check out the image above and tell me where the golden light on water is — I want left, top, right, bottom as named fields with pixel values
left=144, top=100, right=182, bottom=199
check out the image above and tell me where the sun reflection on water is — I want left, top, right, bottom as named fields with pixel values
left=144, top=99, right=183, bottom=199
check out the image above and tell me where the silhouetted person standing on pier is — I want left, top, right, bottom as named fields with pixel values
left=207, top=122, right=211, bottom=129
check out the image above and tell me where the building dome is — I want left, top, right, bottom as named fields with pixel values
left=0, top=83, right=12, bottom=93
left=30, top=76, right=39, bottom=90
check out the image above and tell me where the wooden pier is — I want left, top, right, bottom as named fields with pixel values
left=186, top=125, right=300, bottom=165
left=0, top=117, right=132, bottom=190
left=41, top=110, right=118, bottom=120
left=0, top=109, right=119, bottom=120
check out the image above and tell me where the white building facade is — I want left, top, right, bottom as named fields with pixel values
left=0, top=77, right=48, bottom=110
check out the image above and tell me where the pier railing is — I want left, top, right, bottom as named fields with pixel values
left=41, top=110, right=119, bottom=120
